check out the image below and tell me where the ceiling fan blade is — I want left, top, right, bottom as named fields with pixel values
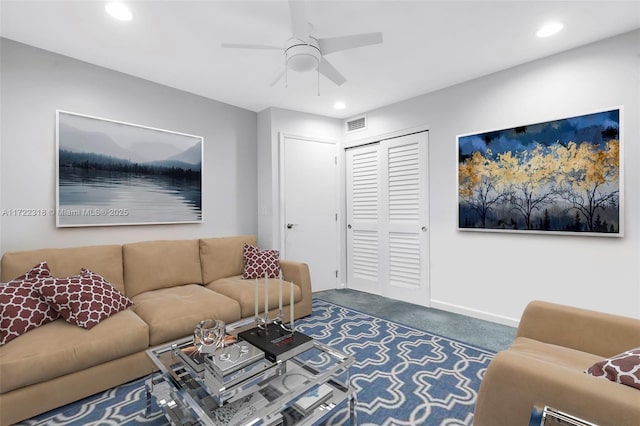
left=269, top=69, right=286, bottom=87
left=288, top=0, right=310, bottom=41
left=319, top=57, right=346, bottom=86
left=318, top=32, right=383, bottom=55
left=221, top=43, right=281, bottom=51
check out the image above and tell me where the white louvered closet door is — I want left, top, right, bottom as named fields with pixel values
left=346, top=132, right=429, bottom=305
left=346, top=144, right=382, bottom=294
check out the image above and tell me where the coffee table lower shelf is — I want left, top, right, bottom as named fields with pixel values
left=146, top=374, right=355, bottom=426
left=145, top=332, right=356, bottom=426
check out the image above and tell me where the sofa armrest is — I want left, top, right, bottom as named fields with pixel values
left=516, top=300, right=640, bottom=358
left=474, top=350, right=640, bottom=426
left=280, top=260, right=312, bottom=318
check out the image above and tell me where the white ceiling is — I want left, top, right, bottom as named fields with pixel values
left=1, top=1, right=639, bottom=119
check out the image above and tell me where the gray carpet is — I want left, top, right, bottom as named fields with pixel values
left=314, top=289, right=516, bottom=352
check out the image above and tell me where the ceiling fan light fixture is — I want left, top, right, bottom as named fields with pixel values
left=287, top=53, right=319, bottom=72
left=285, top=39, right=321, bottom=72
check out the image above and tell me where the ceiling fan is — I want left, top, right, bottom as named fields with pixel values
left=221, top=0, right=383, bottom=88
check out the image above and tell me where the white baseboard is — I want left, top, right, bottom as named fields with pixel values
left=430, top=299, right=520, bottom=327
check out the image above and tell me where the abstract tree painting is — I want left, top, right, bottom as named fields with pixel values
left=458, top=109, right=621, bottom=236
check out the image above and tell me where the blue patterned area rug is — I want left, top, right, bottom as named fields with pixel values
left=17, top=299, right=494, bottom=426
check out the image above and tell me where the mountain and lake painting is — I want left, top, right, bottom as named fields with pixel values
left=458, top=109, right=621, bottom=236
left=56, top=111, right=203, bottom=227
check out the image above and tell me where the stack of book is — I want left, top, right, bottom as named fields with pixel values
left=237, top=323, right=314, bottom=363
left=207, top=341, right=265, bottom=377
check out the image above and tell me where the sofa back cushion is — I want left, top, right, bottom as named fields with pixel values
left=200, top=235, right=256, bottom=284
left=123, top=239, right=202, bottom=297
left=1, top=245, right=124, bottom=292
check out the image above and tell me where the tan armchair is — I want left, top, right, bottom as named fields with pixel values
left=473, top=300, right=640, bottom=426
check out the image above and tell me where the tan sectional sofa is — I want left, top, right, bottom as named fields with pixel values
left=0, top=235, right=312, bottom=426
left=474, top=300, right=640, bottom=426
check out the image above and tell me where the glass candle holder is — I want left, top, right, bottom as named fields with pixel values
left=194, top=319, right=226, bottom=351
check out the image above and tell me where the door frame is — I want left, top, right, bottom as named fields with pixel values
left=343, top=124, right=431, bottom=304
left=278, top=133, right=341, bottom=275
left=344, top=124, right=430, bottom=148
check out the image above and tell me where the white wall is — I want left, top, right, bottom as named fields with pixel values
left=256, top=107, right=343, bottom=274
left=346, top=30, right=640, bottom=324
left=256, top=108, right=274, bottom=249
left=3, top=29, right=638, bottom=325
left=0, top=39, right=258, bottom=256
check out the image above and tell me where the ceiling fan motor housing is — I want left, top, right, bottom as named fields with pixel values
left=285, top=38, right=321, bottom=72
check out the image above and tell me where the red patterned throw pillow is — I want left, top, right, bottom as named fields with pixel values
left=242, top=244, right=281, bottom=279
left=586, top=347, right=640, bottom=390
left=0, top=262, right=60, bottom=345
left=35, top=268, right=133, bottom=329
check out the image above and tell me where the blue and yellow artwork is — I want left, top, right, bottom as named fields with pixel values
left=457, top=109, right=621, bottom=236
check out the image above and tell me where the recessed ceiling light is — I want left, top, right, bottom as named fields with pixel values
left=105, top=2, right=133, bottom=21
left=333, top=101, right=346, bottom=110
left=536, top=22, right=564, bottom=38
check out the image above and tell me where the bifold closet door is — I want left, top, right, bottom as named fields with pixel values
left=346, top=143, right=381, bottom=295
left=346, top=132, right=430, bottom=305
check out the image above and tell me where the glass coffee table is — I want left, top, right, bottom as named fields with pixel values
left=145, top=318, right=356, bottom=425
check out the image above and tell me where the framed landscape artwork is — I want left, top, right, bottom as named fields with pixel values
left=457, top=108, right=622, bottom=237
left=56, top=111, right=203, bottom=227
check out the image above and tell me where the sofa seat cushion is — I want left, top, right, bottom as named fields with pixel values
left=509, top=337, right=602, bottom=371
left=132, top=284, right=242, bottom=346
left=0, top=309, right=148, bottom=394
left=206, top=276, right=302, bottom=318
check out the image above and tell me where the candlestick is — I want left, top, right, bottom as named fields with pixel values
left=264, top=272, right=269, bottom=322
left=254, top=278, right=259, bottom=319
left=290, top=281, right=294, bottom=330
left=278, top=271, right=283, bottom=316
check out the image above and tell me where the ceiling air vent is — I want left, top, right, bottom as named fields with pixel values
left=345, top=115, right=367, bottom=133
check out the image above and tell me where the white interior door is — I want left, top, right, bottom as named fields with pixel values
left=346, top=132, right=430, bottom=305
left=381, top=133, right=429, bottom=304
left=346, top=144, right=381, bottom=295
left=281, top=134, right=338, bottom=291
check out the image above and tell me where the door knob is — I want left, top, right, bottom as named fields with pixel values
left=421, top=226, right=427, bottom=232
left=287, top=223, right=297, bottom=229
left=347, top=224, right=352, bottom=229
